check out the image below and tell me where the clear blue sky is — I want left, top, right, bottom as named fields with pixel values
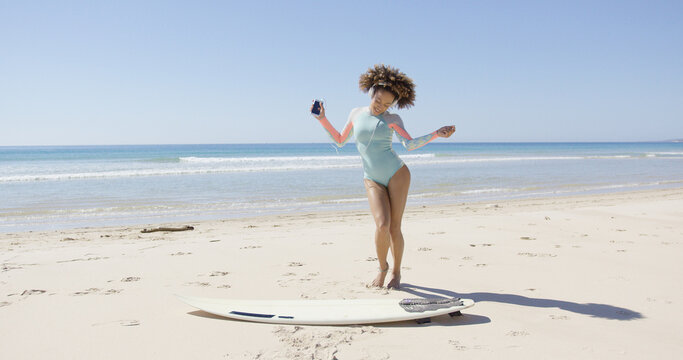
left=1, top=0, right=681, bottom=145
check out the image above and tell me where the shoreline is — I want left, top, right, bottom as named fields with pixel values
left=1, top=187, right=682, bottom=359
left=3, top=186, right=682, bottom=237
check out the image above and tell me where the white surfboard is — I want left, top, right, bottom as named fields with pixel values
left=176, top=294, right=475, bottom=325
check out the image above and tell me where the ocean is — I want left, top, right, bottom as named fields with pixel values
left=1, top=142, right=682, bottom=233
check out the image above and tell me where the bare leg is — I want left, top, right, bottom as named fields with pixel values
left=364, top=179, right=391, bottom=287
left=386, top=165, right=411, bottom=289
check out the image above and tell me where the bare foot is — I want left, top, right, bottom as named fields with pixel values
left=386, top=272, right=401, bottom=289
left=369, top=262, right=389, bottom=288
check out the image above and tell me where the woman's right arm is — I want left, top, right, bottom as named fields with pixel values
left=311, top=102, right=354, bottom=147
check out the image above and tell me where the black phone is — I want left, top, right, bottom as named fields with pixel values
left=311, top=99, right=323, bottom=116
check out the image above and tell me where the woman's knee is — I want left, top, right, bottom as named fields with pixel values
left=376, top=218, right=391, bottom=235
left=389, top=225, right=403, bottom=239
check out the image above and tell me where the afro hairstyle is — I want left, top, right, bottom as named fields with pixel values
left=359, top=64, right=416, bottom=109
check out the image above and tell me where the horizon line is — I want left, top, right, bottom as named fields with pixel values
left=1, top=139, right=681, bottom=148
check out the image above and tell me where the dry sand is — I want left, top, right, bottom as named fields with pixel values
left=1, top=188, right=682, bottom=359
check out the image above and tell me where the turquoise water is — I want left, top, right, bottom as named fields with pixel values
left=1, top=142, right=682, bottom=232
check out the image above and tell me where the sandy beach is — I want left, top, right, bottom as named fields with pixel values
left=1, top=188, right=682, bottom=359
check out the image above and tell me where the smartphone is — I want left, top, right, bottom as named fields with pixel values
left=311, top=99, right=324, bottom=116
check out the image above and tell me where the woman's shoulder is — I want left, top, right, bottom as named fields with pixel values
left=348, top=106, right=369, bottom=120
left=350, top=106, right=369, bottom=114
left=382, top=111, right=404, bottom=126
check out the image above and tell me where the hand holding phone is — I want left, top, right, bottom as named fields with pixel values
left=310, top=99, right=325, bottom=119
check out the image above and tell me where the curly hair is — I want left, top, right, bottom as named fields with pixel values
left=359, top=64, right=416, bottom=109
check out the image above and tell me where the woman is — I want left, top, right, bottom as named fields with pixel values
left=311, top=64, right=455, bottom=289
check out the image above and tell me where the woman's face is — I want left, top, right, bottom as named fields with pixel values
left=370, top=89, right=396, bottom=116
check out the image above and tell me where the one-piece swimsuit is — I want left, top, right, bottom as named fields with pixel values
left=317, top=106, right=438, bottom=186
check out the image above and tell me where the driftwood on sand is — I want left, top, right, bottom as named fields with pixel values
left=141, top=225, right=194, bottom=233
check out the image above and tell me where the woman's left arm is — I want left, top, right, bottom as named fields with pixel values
left=387, top=114, right=455, bottom=151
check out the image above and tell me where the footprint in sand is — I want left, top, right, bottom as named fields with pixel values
left=295, top=273, right=318, bottom=283
left=271, top=325, right=381, bottom=359
left=91, top=319, right=140, bottom=327
left=0, top=301, right=11, bottom=307
left=507, top=330, right=530, bottom=336
left=449, top=340, right=469, bottom=351
left=57, top=256, right=109, bottom=263
left=2, top=264, right=23, bottom=272
left=121, top=277, right=140, bottom=282
left=518, top=252, right=557, bottom=258
left=72, top=288, right=121, bottom=296
left=549, top=315, right=569, bottom=320
left=240, top=245, right=262, bottom=249
left=171, top=252, right=192, bottom=256
left=418, top=247, right=432, bottom=251
left=61, top=237, right=90, bottom=242
left=72, top=288, right=101, bottom=296
left=21, top=289, right=46, bottom=296
left=209, top=271, right=230, bottom=277
left=185, top=282, right=211, bottom=287
left=120, top=320, right=140, bottom=326
left=288, top=262, right=304, bottom=267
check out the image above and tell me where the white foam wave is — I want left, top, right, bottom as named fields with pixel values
left=403, top=154, right=648, bottom=165
left=461, top=188, right=512, bottom=195
left=1, top=152, right=676, bottom=183
left=180, top=155, right=356, bottom=163
left=587, top=155, right=632, bottom=159
left=179, top=153, right=436, bottom=163
left=646, top=152, right=683, bottom=156
left=0, top=163, right=366, bottom=182
left=404, top=156, right=580, bottom=165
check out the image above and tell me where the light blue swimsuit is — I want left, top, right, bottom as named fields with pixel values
left=318, top=106, right=438, bottom=187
